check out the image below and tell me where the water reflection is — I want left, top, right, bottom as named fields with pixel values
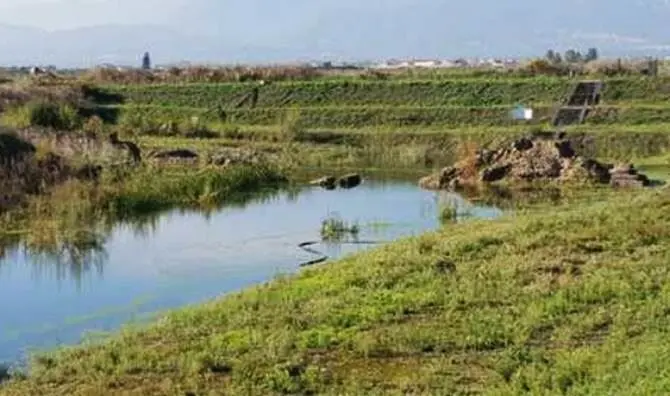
left=0, top=182, right=594, bottom=288
left=0, top=187, right=291, bottom=287
left=0, top=178, right=507, bottom=364
left=21, top=232, right=107, bottom=286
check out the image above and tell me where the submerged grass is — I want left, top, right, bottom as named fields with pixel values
left=320, top=216, right=360, bottom=242
left=2, top=188, right=670, bottom=394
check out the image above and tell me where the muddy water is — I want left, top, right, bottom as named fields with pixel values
left=0, top=178, right=501, bottom=365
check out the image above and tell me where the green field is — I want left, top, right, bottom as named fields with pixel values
left=103, top=77, right=670, bottom=107
left=90, top=76, right=670, bottom=134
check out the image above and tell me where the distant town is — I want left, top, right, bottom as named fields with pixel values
left=2, top=53, right=670, bottom=75
left=0, top=57, right=524, bottom=74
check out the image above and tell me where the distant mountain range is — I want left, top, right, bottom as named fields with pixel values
left=1, top=0, right=669, bottom=67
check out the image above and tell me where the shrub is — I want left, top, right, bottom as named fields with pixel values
left=26, top=100, right=81, bottom=130
left=82, top=115, right=105, bottom=135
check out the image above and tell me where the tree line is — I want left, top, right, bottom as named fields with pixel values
left=545, top=48, right=599, bottom=64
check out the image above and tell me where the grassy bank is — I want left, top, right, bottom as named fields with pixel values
left=2, top=188, right=670, bottom=394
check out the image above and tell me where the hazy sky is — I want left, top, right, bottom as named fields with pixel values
left=1, top=0, right=668, bottom=66
left=3, top=0, right=669, bottom=34
left=0, top=0, right=184, bottom=30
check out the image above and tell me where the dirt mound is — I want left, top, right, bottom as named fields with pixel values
left=420, top=132, right=651, bottom=190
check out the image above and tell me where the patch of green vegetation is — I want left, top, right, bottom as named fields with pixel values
left=320, top=216, right=360, bottom=242
left=99, top=164, right=286, bottom=218
left=438, top=204, right=458, bottom=225
left=1, top=100, right=82, bottom=130
left=2, top=188, right=670, bottom=394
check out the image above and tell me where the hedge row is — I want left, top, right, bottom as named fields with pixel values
left=112, top=104, right=670, bottom=129
left=100, top=77, right=670, bottom=108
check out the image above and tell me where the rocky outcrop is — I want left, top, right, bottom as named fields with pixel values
left=310, top=176, right=337, bottom=190
left=309, top=173, right=363, bottom=190
left=420, top=132, right=651, bottom=190
left=608, top=164, right=650, bottom=188
left=338, top=173, right=362, bottom=189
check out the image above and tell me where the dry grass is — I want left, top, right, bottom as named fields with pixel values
left=85, top=61, right=664, bottom=86
left=456, top=140, right=481, bottom=183
left=80, top=65, right=334, bottom=85
left=519, top=57, right=664, bottom=77
left=0, top=81, right=87, bottom=113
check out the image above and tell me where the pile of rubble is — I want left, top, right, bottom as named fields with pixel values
left=420, top=132, right=651, bottom=190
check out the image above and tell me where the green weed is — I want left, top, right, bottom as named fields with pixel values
left=438, top=204, right=458, bottom=224
left=320, top=215, right=360, bottom=242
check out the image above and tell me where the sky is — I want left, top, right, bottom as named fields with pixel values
left=0, top=0, right=669, bottom=66
left=0, top=0, right=182, bottom=30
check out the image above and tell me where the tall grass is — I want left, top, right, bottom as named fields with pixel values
left=93, top=163, right=287, bottom=219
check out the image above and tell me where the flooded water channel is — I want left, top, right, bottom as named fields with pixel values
left=0, top=178, right=502, bottom=365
